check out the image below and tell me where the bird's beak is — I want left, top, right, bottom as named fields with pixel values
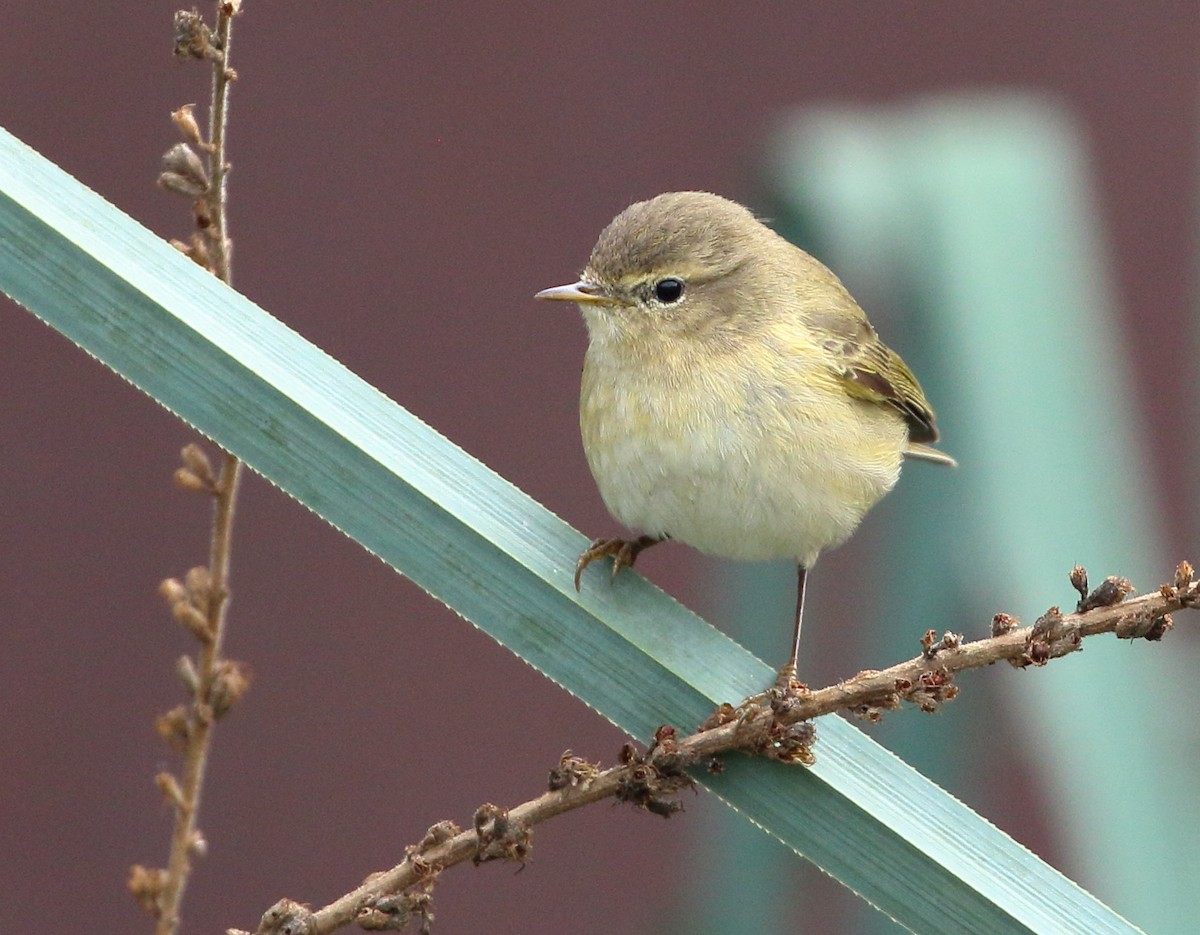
left=534, top=280, right=611, bottom=305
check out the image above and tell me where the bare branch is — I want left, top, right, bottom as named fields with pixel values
left=232, top=562, right=1197, bottom=935
left=131, top=5, right=248, bottom=935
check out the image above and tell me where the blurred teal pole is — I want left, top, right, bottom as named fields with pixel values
left=679, top=92, right=1196, bottom=935
left=750, top=93, right=1198, bottom=934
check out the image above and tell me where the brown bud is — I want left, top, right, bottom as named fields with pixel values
left=418, top=820, right=460, bottom=850
left=159, top=170, right=206, bottom=199
left=173, top=602, right=213, bottom=642
left=1069, top=565, right=1088, bottom=602
left=407, top=856, right=434, bottom=880
left=184, top=566, right=213, bottom=610
left=162, top=143, right=209, bottom=191
left=180, top=443, right=215, bottom=485
left=991, top=612, right=1019, bottom=637
left=173, top=467, right=212, bottom=493
left=1100, top=576, right=1134, bottom=605
left=1079, top=577, right=1134, bottom=612
left=548, top=752, right=600, bottom=790
left=773, top=723, right=817, bottom=766
left=699, top=702, right=738, bottom=731
left=156, top=772, right=186, bottom=810
left=1175, top=561, right=1194, bottom=592
left=159, top=577, right=188, bottom=607
left=1145, top=614, right=1173, bottom=641
left=473, top=803, right=500, bottom=834
left=127, top=864, right=168, bottom=915
left=173, top=10, right=222, bottom=62
left=254, top=900, right=314, bottom=935
left=652, top=724, right=679, bottom=754
left=176, top=655, right=200, bottom=696
left=355, top=908, right=389, bottom=931
left=155, top=705, right=192, bottom=752
left=171, top=104, right=207, bottom=150
left=207, top=659, right=252, bottom=717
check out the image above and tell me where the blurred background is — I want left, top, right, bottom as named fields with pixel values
left=1, top=3, right=1196, bottom=933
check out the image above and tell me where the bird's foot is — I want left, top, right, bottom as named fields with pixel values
left=699, top=675, right=816, bottom=765
left=573, top=534, right=661, bottom=590
left=772, top=662, right=805, bottom=696
left=729, top=665, right=808, bottom=715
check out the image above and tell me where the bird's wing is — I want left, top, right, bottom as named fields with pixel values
left=804, top=307, right=941, bottom=444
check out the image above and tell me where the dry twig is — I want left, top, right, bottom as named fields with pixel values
left=128, top=5, right=249, bottom=934
left=232, top=562, right=1197, bottom=935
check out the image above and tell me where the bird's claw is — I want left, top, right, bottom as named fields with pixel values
left=731, top=666, right=807, bottom=716
left=573, top=535, right=659, bottom=590
left=772, top=663, right=803, bottom=695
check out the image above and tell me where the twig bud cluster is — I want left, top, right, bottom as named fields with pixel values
left=174, top=442, right=218, bottom=495
left=160, top=142, right=210, bottom=198
left=613, top=725, right=696, bottom=812
left=472, top=803, right=531, bottom=865
left=161, top=10, right=239, bottom=275
left=173, top=9, right=226, bottom=64
left=230, top=899, right=313, bottom=935
left=546, top=751, right=600, bottom=790
left=159, top=129, right=219, bottom=267
left=127, top=864, right=168, bottom=915
left=160, top=565, right=216, bottom=643
left=138, top=442, right=250, bottom=921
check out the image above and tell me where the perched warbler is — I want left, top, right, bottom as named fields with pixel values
left=536, top=191, right=954, bottom=686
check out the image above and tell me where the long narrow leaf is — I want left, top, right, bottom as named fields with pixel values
left=0, top=127, right=1140, bottom=935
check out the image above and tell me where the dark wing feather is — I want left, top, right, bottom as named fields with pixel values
left=805, top=308, right=940, bottom=443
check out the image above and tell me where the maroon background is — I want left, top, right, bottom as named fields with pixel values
left=1, top=4, right=1195, bottom=933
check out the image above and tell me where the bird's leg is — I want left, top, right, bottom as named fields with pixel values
left=773, top=565, right=808, bottom=692
left=725, top=565, right=809, bottom=718
left=574, top=534, right=662, bottom=590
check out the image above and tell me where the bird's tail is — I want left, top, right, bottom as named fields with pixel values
left=903, top=442, right=958, bottom=468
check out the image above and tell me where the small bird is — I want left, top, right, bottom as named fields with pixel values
left=536, top=192, right=954, bottom=687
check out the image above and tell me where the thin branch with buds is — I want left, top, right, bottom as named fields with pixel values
left=232, top=561, right=1198, bottom=935
left=128, top=5, right=249, bottom=935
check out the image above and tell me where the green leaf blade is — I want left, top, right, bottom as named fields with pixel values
left=0, top=126, right=1140, bottom=935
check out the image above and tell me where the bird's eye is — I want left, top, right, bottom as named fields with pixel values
left=653, top=278, right=685, bottom=304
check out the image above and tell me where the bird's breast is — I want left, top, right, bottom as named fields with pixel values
left=578, top=334, right=905, bottom=565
